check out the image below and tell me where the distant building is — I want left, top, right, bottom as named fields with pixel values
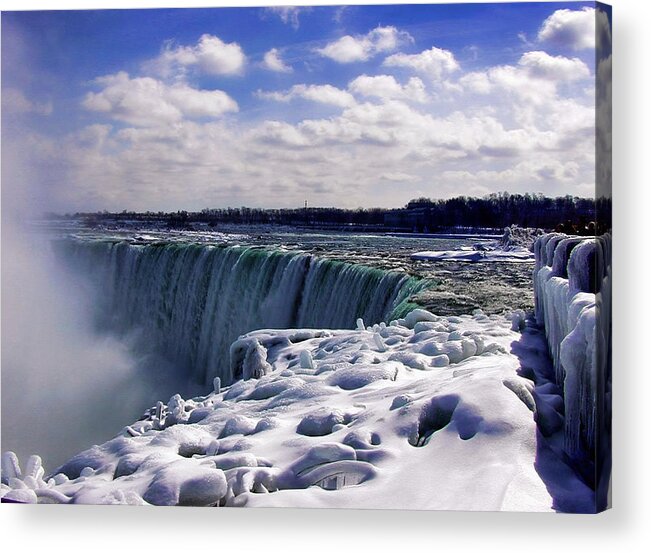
left=384, top=198, right=435, bottom=232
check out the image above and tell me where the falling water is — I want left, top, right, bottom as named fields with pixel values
left=57, top=240, right=426, bottom=386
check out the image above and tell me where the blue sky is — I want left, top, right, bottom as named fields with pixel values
left=1, top=2, right=608, bottom=213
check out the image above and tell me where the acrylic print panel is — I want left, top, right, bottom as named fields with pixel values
left=1, top=2, right=611, bottom=512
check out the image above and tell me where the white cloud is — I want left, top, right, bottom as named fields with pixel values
left=383, top=46, right=459, bottom=80
left=165, top=85, right=238, bottom=119
left=458, top=71, right=492, bottom=94
left=538, top=7, right=596, bottom=50
left=316, top=26, right=412, bottom=63
left=148, top=34, right=246, bottom=78
left=380, top=172, right=418, bottom=182
left=348, top=74, right=428, bottom=103
left=57, top=42, right=595, bottom=210
left=82, top=72, right=238, bottom=127
left=258, top=84, right=355, bottom=108
left=2, top=88, right=52, bottom=116
left=17, top=8, right=599, bottom=212
left=318, top=35, right=368, bottom=63
left=518, top=51, right=590, bottom=81
left=459, top=51, right=591, bottom=105
left=262, top=48, right=293, bottom=73
left=32, top=76, right=597, bottom=211
left=253, top=120, right=311, bottom=147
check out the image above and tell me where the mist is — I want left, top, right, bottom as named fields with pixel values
left=0, top=222, right=182, bottom=470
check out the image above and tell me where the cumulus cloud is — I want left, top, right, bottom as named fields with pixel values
left=316, top=26, right=412, bottom=63
left=12, top=8, right=598, bottom=212
left=147, top=34, right=246, bottom=78
left=459, top=51, right=591, bottom=105
left=383, top=46, right=459, bottom=80
left=262, top=48, right=293, bottom=73
left=458, top=71, right=492, bottom=94
left=253, top=120, right=311, bottom=147
left=249, top=99, right=554, bottom=156
left=28, top=71, right=596, bottom=212
left=257, top=83, right=355, bottom=108
left=82, top=72, right=238, bottom=127
left=2, top=88, right=52, bottom=116
left=518, top=51, right=590, bottom=81
left=348, top=74, right=428, bottom=103
left=537, top=7, right=596, bottom=50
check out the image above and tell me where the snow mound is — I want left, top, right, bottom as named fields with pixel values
left=2, top=310, right=594, bottom=511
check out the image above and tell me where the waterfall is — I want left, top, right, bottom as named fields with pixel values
left=56, top=240, right=425, bottom=386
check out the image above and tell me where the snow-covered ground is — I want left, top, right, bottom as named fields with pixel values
left=1, top=308, right=594, bottom=511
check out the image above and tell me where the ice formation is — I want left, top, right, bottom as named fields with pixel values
left=1, top=309, right=594, bottom=510
left=533, top=233, right=611, bottom=488
left=411, top=226, right=538, bottom=263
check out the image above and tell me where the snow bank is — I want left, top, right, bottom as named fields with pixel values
left=2, top=311, right=593, bottom=511
left=533, top=233, right=611, bottom=487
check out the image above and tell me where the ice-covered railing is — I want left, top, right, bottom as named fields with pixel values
left=533, top=232, right=611, bottom=478
left=54, top=240, right=428, bottom=387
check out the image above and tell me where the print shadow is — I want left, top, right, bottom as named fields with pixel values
left=509, top=318, right=596, bottom=513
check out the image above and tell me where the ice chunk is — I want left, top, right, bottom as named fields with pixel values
left=404, top=309, right=437, bottom=329
left=300, top=350, right=315, bottom=370
left=2, top=451, right=22, bottom=482
left=297, top=408, right=352, bottom=437
left=373, top=333, right=387, bottom=352
left=230, top=338, right=272, bottom=381
left=143, top=464, right=228, bottom=506
left=510, top=310, right=526, bottom=332
left=390, top=394, right=412, bottom=410
left=2, top=488, right=38, bottom=504
left=219, top=416, right=259, bottom=438
left=285, top=443, right=357, bottom=480
left=327, top=364, right=399, bottom=390
left=388, top=351, right=431, bottom=370
left=211, top=453, right=258, bottom=470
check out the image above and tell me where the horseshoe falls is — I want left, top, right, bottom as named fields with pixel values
left=3, top=231, right=603, bottom=512
left=56, top=240, right=425, bottom=387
